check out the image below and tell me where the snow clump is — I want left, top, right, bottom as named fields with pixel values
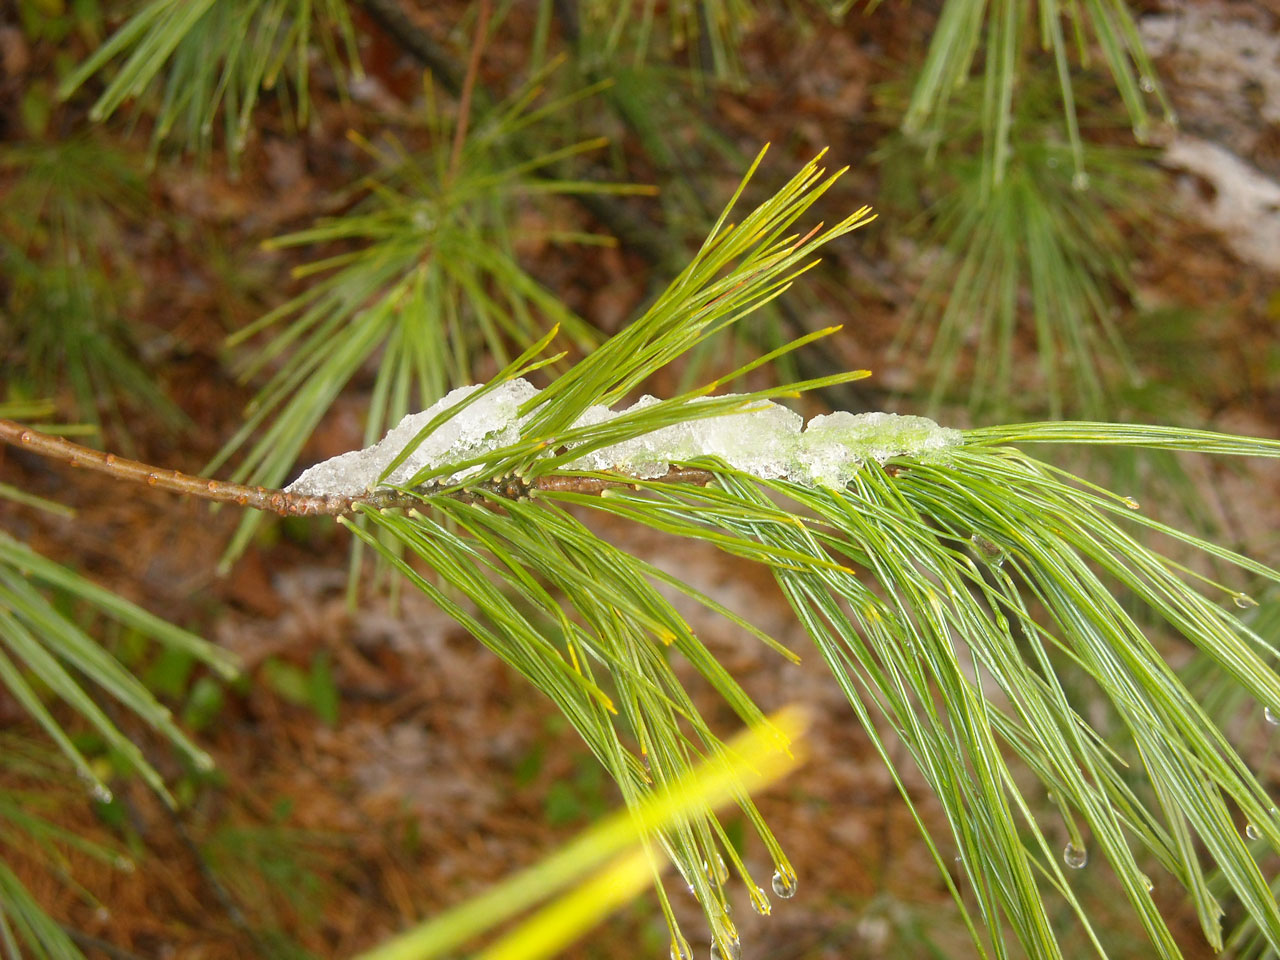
left=286, top=378, right=962, bottom=496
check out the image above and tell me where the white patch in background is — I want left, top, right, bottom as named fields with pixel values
left=1141, top=4, right=1280, bottom=131
left=1163, top=136, right=1280, bottom=272
left=1141, top=1, right=1280, bottom=273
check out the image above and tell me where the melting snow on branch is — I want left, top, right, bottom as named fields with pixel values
left=286, top=379, right=963, bottom=496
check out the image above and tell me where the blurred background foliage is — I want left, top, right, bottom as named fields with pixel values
left=2, top=0, right=1279, bottom=958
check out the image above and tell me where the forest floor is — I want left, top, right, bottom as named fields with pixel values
left=2, top=1, right=1280, bottom=958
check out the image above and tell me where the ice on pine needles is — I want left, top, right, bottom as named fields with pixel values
left=286, top=378, right=962, bottom=496
left=289, top=380, right=538, bottom=495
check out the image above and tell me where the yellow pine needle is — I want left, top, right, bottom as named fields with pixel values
left=475, top=849, right=654, bottom=960
left=353, top=707, right=808, bottom=960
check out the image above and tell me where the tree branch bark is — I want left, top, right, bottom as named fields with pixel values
left=0, top=420, right=714, bottom=516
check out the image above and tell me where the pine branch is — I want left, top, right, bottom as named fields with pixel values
left=354, top=1, right=882, bottom=415
left=353, top=0, right=681, bottom=270
left=448, top=0, right=493, bottom=181
left=0, top=419, right=715, bottom=516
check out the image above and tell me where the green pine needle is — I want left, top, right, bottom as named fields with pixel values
left=0, top=532, right=238, bottom=807
left=57, top=0, right=360, bottom=164
left=308, top=154, right=1280, bottom=957
left=873, top=0, right=1174, bottom=186
left=0, top=734, right=136, bottom=960
left=0, top=141, right=187, bottom=436
left=207, top=72, right=637, bottom=573
left=878, top=80, right=1158, bottom=418
left=566, top=0, right=759, bottom=81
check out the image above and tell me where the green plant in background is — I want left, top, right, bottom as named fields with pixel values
left=555, top=0, right=759, bottom=81
left=15, top=0, right=104, bottom=47
left=863, top=0, right=1173, bottom=186
left=56, top=0, right=360, bottom=165
left=0, top=140, right=186, bottom=438
left=203, top=68, right=644, bottom=570
left=878, top=72, right=1156, bottom=417
left=0, top=405, right=239, bottom=960
left=0, top=532, right=237, bottom=805
left=202, top=813, right=349, bottom=958
left=260, top=651, right=341, bottom=726
left=0, top=733, right=134, bottom=960
left=855, top=1, right=1178, bottom=420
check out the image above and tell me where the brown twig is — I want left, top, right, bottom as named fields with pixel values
left=448, top=0, right=492, bottom=182
left=534, top=467, right=715, bottom=495
left=0, top=419, right=715, bottom=515
left=0, top=419, right=364, bottom=516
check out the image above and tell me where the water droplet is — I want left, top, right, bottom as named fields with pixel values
left=1234, top=593, right=1259, bottom=608
left=771, top=866, right=797, bottom=899
left=1246, top=822, right=1261, bottom=840
left=18, top=430, right=31, bottom=443
left=749, top=886, right=771, bottom=916
left=104, top=453, right=116, bottom=464
left=709, top=937, right=741, bottom=960
left=969, top=534, right=1006, bottom=568
left=1121, top=496, right=1140, bottom=510
left=675, top=865, right=695, bottom=896
left=146, top=473, right=158, bottom=486
left=114, top=856, right=135, bottom=873
left=704, top=855, right=729, bottom=884
left=1072, top=171, right=1090, bottom=192
left=1266, top=707, right=1279, bottom=726
left=1141, top=874, right=1154, bottom=892
left=1140, top=75, right=1156, bottom=93
left=670, top=936, right=693, bottom=960
left=1064, top=842, right=1088, bottom=869
left=91, top=783, right=113, bottom=804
